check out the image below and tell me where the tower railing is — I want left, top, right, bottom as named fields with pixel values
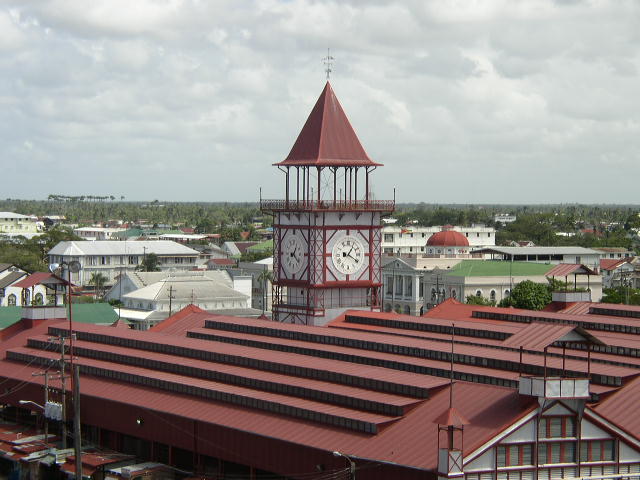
left=260, top=199, right=395, bottom=212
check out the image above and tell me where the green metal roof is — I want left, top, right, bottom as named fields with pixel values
left=0, top=303, right=118, bottom=329
left=247, top=239, right=273, bottom=252
left=446, top=260, right=555, bottom=277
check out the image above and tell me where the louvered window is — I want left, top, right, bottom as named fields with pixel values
left=580, top=440, right=615, bottom=462
left=539, top=442, right=576, bottom=464
left=497, top=444, right=533, bottom=467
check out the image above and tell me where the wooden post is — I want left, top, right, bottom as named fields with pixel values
left=73, top=365, right=82, bottom=480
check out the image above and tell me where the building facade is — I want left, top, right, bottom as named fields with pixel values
left=48, top=240, right=201, bottom=287
left=382, top=224, right=495, bottom=255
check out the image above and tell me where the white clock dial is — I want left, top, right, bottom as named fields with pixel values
left=282, top=232, right=305, bottom=275
left=332, top=235, right=365, bottom=275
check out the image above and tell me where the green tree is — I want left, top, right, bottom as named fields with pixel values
left=465, top=295, right=496, bottom=306
left=89, top=272, right=109, bottom=299
left=501, top=280, right=552, bottom=310
left=136, top=252, right=161, bottom=272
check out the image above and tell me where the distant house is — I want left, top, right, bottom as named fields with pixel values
left=48, top=240, right=201, bottom=288
left=423, top=260, right=603, bottom=309
left=73, top=226, right=127, bottom=241
left=105, top=270, right=254, bottom=330
left=222, top=241, right=259, bottom=257
left=600, top=258, right=636, bottom=288
left=0, top=266, right=67, bottom=307
left=592, top=247, right=635, bottom=260
left=472, top=246, right=602, bottom=271
left=509, top=240, right=535, bottom=247
left=0, top=212, right=42, bottom=239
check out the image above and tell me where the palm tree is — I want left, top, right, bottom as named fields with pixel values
left=257, top=266, right=273, bottom=315
left=89, top=272, right=109, bottom=300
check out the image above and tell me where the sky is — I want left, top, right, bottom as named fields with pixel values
left=1, top=0, right=639, bottom=204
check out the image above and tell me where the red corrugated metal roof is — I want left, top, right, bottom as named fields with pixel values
left=150, top=304, right=206, bottom=333
left=600, top=258, right=629, bottom=271
left=12, top=272, right=69, bottom=288
left=501, top=323, right=606, bottom=351
left=275, top=82, right=382, bottom=167
left=545, top=263, right=598, bottom=277
left=0, top=359, right=535, bottom=472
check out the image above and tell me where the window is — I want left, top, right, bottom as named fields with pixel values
left=580, top=440, right=615, bottom=462
left=539, top=417, right=575, bottom=438
left=490, top=290, right=496, bottom=302
left=7, top=294, right=17, bottom=306
left=384, top=234, right=394, bottom=242
left=100, top=256, right=110, bottom=265
left=34, top=293, right=44, bottom=305
left=128, top=256, right=139, bottom=265
left=476, top=290, right=482, bottom=297
left=497, top=444, right=534, bottom=467
left=538, top=442, right=575, bottom=464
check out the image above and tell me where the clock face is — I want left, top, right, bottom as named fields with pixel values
left=332, top=235, right=365, bottom=275
left=282, top=232, right=305, bottom=276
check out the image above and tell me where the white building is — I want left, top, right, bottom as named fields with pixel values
left=73, top=226, right=128, bottom=241
left=473, top=246, right=602, bottom=271
left=382, top=224, right=495, bottom=255
left=48, top=240, right=201, bottom=288
left=0, top=212, right=42, bottom=239
left=382, top=256, right=463, bottom=315
left=106, top=270, right=252, bottom=329
left=494, top=213, right=517, bottom=224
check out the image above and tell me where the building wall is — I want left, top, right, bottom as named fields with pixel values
left=0, top=213, right=40, bottom=234
left=49, top=253, right=199, bottom=287
left=382, top=225, right=496, bottom=255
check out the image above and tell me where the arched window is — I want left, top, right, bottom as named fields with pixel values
left=490, top=290, right=496, bottom=302
left=394, top=304, right=401, bottom=313
left=403, top=305, right=411, bottom=315
left=384, top=303, right=392, bottom=312
left=7, top=294, right=17, bottom=306
left=476, top=290, right=482, bottom=297
left=431, top=288, right=437, bottom=301
left=452, top=289, right=457, bottom=299
left=34, top=293, right=44, bottom=305
left=505, top=289, right=511, bottom=297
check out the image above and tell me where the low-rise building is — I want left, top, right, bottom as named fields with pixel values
left=592, top=247, right=636, bottom=260
left=382, top=224, right=495, bottom=255
left=48, top=240, right=201, bottom=288
left=473, top=246, right=602, bottom=271
left=0, top=212, right=42, bottom=238
left=73, top=226, right=128, bottom=240
left=105, top=270, right=253, bottom=329
left=381, top=256, right=463, bottom=315
left=423, top=260, right=603, bottom=308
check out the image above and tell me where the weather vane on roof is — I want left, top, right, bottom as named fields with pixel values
left=323, top=48, right=334, bottom=80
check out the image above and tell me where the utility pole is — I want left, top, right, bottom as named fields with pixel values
left=49, top=335, right=69, bottom=449
left=168, top=285, right=175, bottom=317
left=32, top=371, right=50, bottom=444
left=73, top=365, right=82, bottom=480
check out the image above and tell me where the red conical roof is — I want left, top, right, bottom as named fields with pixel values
left=275, top=82, right=382, bottom=167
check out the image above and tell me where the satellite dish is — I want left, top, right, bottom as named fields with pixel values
left=68, top=261, right=81, bottom=273
left=49, top=263, right=60, bottom=273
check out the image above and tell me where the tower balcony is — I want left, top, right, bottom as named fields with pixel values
left=260, top=199, right=395, bottom=213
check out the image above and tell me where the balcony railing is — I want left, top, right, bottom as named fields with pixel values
left=260, top=199, right=395, bottom=212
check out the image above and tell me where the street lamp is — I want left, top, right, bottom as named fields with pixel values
left=333, top=451, right=355, bottom=479
left=19, top=400, right=44, bottom=410
left=18, top=400, right=49, bottom=444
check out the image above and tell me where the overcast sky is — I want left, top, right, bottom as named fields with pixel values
left=1, top=1, right=639, bottom=204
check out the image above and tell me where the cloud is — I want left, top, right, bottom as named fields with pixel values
left=0, top=0, right=639, bottom=203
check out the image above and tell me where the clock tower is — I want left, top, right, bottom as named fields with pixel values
left=261, top=82, right=394, bottom=325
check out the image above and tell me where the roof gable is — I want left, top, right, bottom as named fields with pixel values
left=275, top=82, right=381, bottom=167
